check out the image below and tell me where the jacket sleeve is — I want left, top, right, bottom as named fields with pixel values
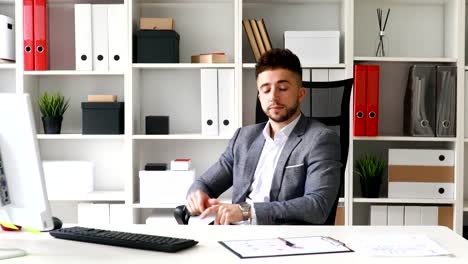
left=187, top=128, right=241, bottom=198
left=253, top=128, right=341, bottom=224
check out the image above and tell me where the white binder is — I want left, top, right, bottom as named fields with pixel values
left=311, top=69, right=329, bottom=117
left=404, top=206, right=421, bottom=226
left=300, top=69, right=311, bottom=116
left=92, top=5, right=109, bottom=71
left=107, top=4, right=126, bottom=71
left=420, top=206, right=438, bottom=226
left=370, top=205, right=387, bottom=226
left=201, top=69, right=219, bottom=135
left=387, top=205, right=404, bottom=226
left=0, top=15, right=15, bottom=61
left=388, top=149, right=454, bottom=166
left=74, top=4, right=93, bottom=71
left=218, top=69, right=236, bottom=137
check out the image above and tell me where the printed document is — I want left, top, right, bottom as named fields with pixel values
left=219, top=236, right=352, bottom=258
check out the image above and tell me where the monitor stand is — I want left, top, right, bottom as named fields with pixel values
left=0, top=248, right=27, bottom=260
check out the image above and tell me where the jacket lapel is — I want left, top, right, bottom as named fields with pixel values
left=269, top=115, right=307, bottom=201
left=238, top=133, right=265, bottom=200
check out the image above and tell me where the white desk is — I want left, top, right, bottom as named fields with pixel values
left=1, top=225, right=467, bottom=263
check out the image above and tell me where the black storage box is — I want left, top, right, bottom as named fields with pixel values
left=146, top=115, right=169, bottom=135
left=82, top=102, right=124, bottom=134
left=135, top=30, right=180, bottom=63
left=145, top=163, right=167, bottom=171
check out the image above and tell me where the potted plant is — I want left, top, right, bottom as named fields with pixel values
left=38, top=91, right=70, bottom=134
left=354, top=154, right=385, bottom=198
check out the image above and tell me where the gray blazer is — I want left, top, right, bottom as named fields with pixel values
left=187, top=114, right=341, bottom=225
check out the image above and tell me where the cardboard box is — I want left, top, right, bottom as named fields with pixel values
left=87, top=95, right=117, bottom=102
left=139, top=170, right=195, bottom=204
left=191, top=53, right=228, bottom=63
left=140, top=18, right=174, bottom=30
left=284, top=31, right=339, bottom=64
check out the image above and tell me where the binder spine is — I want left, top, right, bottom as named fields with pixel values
left=23, top=0, right=34, bottom=70
left=435, top=66, right=456, bottom=137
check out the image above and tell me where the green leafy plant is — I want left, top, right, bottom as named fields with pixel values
left=354, top=154, right=385, bottom=181
left=37, top=91, right=70, bottom=118
left=354, top=154, right=385, bottom=197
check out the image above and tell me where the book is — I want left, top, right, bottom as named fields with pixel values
left=191, top=53, right=228, bottom=63
left=256, top=19, right=272, bottom=51
left=242, top=20, right=260, bottom=62
left=250, top=19, right=265, bottom=55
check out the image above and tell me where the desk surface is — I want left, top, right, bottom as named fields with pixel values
left=1, top=225, right=467, bottom=263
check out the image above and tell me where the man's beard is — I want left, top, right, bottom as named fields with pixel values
left=264, top=100, right=300, bottom=123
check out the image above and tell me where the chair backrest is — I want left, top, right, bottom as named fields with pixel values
left=255, top=78, right=353, bottom=225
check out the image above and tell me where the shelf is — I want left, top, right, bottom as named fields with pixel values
left=48, top=191, right=126, bottom=202
left=24, top=70, right=124, bottom=76
left=0, top=63, right=15, bottom=69
left=133, top=134, right=232, bottom=140
left=353, top=136, right=456, bottom=142
left=0, top=0, right=14, bottom=4
left=133, top=63, right=235, bottom=69
left=354, top=57, right=457, bottom=63
left=38, top=134, right=125, bottom=140
left=353, top=198, right=455, bottom=204
left=338, top=198, right=344, bottom=203
left=242, top=63, right=346, bottom=69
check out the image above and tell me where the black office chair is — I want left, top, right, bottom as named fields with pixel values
left=174, top=78, right=353, bottom=225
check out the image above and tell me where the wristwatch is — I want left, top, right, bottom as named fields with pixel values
left=238, top=202, right=251, bottom=221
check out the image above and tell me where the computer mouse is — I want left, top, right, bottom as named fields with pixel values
left=52, top=216, right=63, bottom=230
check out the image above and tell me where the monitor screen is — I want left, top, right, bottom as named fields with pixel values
left=0, top=93, right=53, bottom=231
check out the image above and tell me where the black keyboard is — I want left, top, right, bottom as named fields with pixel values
left=49, top=226, right=198, bottom=253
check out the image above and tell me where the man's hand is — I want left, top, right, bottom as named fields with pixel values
left=200, top=203, right=245, bottom=225
left=186, top=190, right=219, bottom=216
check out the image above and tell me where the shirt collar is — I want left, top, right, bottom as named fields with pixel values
left=262, top=114, right=301, bottom=141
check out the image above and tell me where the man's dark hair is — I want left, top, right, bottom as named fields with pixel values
left=255, top=48, right=302, bottom=86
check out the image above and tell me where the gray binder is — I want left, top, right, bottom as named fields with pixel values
left=435, top=66, right=457, bottom=137
left=403, top=65, right=436, bottom=136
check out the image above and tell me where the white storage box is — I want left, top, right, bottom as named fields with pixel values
left=42, top=161, right=94, bottom=199
left=284, top=31, right=339, bottom=64
left=139, top=170, right=195, bottom=204
left=78, top=203, right=109, bottom=225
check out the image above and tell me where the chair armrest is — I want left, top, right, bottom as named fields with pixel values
left=174, top=205, right=191, bottom=225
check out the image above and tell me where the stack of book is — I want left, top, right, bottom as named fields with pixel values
left=242, top=19, right=272, bottom=62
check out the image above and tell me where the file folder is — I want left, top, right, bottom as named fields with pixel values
left=370, top=205, right=387, bottom=226
left=242, top=20, right=260, bottom=62
left=34, top=0, right=48, bottom=70
left=435, top=66, right=456, bottom=137
left=74, top=4, right=93, bottom=71
left=218, top=69, right=236, bottom=137
left=23, top=0, right=34, bottom=70
left=353, top=65, right=367, bottom=136
left=0, top=15, right=15, bottom=62
left=92, top=5, right=109, bottom=71
left=201, top=69, right=219, bottom=136
left=403, top=65, right=436, bottom=136
left=404, top=206, right=421, bottom=225
left=387, top=206, right=404, bottom=226
left=366, top=65, right=379, bottom=136
left=108, top=4, right=126, bottom=71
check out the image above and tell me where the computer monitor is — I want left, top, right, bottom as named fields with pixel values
left=0, top=93, right=54, bottom=259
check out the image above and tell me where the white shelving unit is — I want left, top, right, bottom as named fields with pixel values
left=2, top=0, right=468, bottom=234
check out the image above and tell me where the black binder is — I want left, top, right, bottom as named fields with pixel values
left=403, top=65, right=436, bottom=136
left=435, top=65, right=457, bottom=137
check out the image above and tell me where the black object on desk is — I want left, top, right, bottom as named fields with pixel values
left=50, top=226, right=198, bottom=253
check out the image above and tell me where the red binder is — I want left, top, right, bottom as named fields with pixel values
left=353, top=65, right=367, bottom=136
left=366, top=65, right=380, bottom=136
left=23, top=0, right=34, bottom=71
left=33, top=0, right=47, bottom=70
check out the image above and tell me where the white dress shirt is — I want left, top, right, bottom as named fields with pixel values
left=245, top=114, right=301, bottom=224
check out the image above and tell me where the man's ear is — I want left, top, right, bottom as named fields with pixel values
left=298, top=87, right=306, bottom=101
